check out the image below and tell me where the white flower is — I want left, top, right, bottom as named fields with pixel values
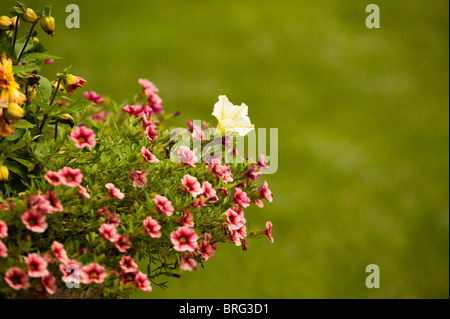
left=211, top=95, right=254, bottom=136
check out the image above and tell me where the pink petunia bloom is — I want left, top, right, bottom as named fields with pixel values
left=154, top=195, right=174, bottom=216
left=265, top=221, right=274, bottom=243
left=225, top=208, right=246, bottom=231
left=129, top=170, right=148, bottom=189
left=147, top=91, right=163, bottom=114
left=208, top=160, right=233, bottom=183
left=4, top=267, right=30, bottom=290
left=135, top=271, right=152, bottom=292
left=259, top=181, right=274, bottom=202
left=145, top=122, right=158, bottom=142
left=70, top=126, right=96, bottom=149
left=141, top=146, right=159, bottom=163
left=78, top=185, right=91, bottom=199
left=65, top=75, right=86, bottom=95
left=0, top=240, right=7, bottom=258
left=24, top=253, right=49, bottom=278
left=119, top=256, right=139, bottom=274
left=170, top=226, right=198, bottom=252
left=44, top=59, right=54, bottom=64
left=201, top=181, right=216, bottom=200
left=44, top=170, right=62, bottom=186
left=245, top=165, right=262, bottom=182
left=234, top=188, right=251, bottom=208
left=177, top=145, right=198, bottom=167
left=44, top=190, right=63, bottom=213
left=81, top=263, right=107, bottom=284
left=180, top=253, right=198, bottom=271
left=28, top=194, right=52, bottom=214
left=42, top=273, right=57, bottom=294
left=105, top=183, right=125, bottom=200
left=91, top=110, right=110, bottom=121
left=51, top=241, right=69, bottom=264
left=0, top=220, right=7, bottom=238
left=58, top=167, right=83, bottom=187
left=97, top=206, right=110, bottom=216
left=143, top=216, right=161, bottom=238
left=115, top=235, right=132, bottom=252
left=122, top=104, right=144, bottom=117
left=21, top=209, right=48, bottom=233
left=254, top=199, right=264, bottom=208
left=138, top=78, right=159, bottom=93
left=258, top=154, right=269, bottom=170
left=99, top=223, right=120, bottom=243
left=180, top=209, right=194, bottom=227
left=186, top=120, right=206, bottom=141
left=231, top=225, right=247, bottom=246
left=197, top=233, right=217, bottom=261
left=181, top=174, right=203, bottom=197
left=59, top=259, right=83, bottom=284
left=105, top=212, right=121, bottom=228
left=83, top=91, right=104, bottom=104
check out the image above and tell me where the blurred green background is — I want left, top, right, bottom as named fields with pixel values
left=1, top=0, right=448, bottom=298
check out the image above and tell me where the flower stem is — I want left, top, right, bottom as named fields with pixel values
left=16, top=18, right=40, bottom=63
left=12, top=16, right=20, bottom=51
left=38, top=78, right=61, bottom=137
left=50, top=78, right=62, bottom=105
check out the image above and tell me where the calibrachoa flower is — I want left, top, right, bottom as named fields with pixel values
left=28, top=194, right=52, bottom=214
left=255, top=199, right=264, bottom=208
left=64, top=74, right=86, bottom=94
left=4, top=267, right=30, bottom=290
left=225, top=207, right=246, bottom=231
left=197, top=233, right=217, bottom=261
left=180, top=253, right=198, bottom=271
left=177, top=145, right=198, bottom=167
left=0, top=220, right=7, bottom=238
left=81, top=263, right=107, bottom=284
left=115, top=235, right=132, bottom=252
left=78, top=185, right=91, bottom=199
left=181, top=174, right=203, bottom=197
left=44, top=170, right=61, bottom=186
left=234, top=188, right=251, bottom=208
left=170, top=226, right=198, bottom=252
left=141, top=146, right=159, bottom=163
left=202, top=181, right=218, bottom=202
left=24, top=253, right=49, bottom=278
left=258, top=154, right=269, bottom=170
left=129, top=169, right=148, bottom=189
left=59, top=259, right=83, bottom=284
left=51, top=241, right=69, bottom=264
left=42, top=274, right=57, bottom=295
left=99, top=223, right=120, bottom=243
left=135, top=271, right=152, bottom=292
left=119, top=256, right=139, bottom=274
left=245, top=165, right=262, bottom=182
left=154, top=194, right=174, bottom=216
left=58, top=167, right=83, bottom=187
left=70, top=125, right=96, bottom=148
left=231, top=225, right=247, bottom=246
left=91, top=110, right=110, bottom=121
left=44, top=190, right=63, bottom=213
left=143, top=216, right=161, bottom=238
left=0, top=240, right=7, bottom=257
left=83, top=91, right=104, bottom=104
left=179, top=209, right=194, bottom=227
left=265, top=221, right=274, bottom=243
left=21, top=209, right=48, bottom=233
left=259, top=181, right=274, bottom=202
left=209, top=160, right=233, bottom=183
left=105, top=183, right=125, bottom=200
left=105, top=212, right=121, bottom=227
left=145, top=122, right=158, bottom=142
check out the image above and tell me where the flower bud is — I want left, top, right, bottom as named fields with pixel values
left=11, top=16, right=20, bottom=28
left=0, top=165, right=8, bottom=183
left=0, top=16, right=13, bottom=31
left=64, top=74, right=86, bottom=94
left=51, top=81, right=65, bottom=92
left=22, top=8, right=38, bottom=23
left=40, top=16, right=55, bottom=36
left=58, top=113, right=74, bottom=128
left=4, top=103, right=25, bottom=121
left=27, top=86, right=37, bottom=99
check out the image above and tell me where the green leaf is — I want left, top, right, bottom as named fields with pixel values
left=7, top=155, right=35, bottom=171
left=12, top=62, right=38, bottom=74
left=37, top=76, right=53, bottom=103
left=4, top=160, right=27, bottom=180
left=12, top=119, right=35, bottom=129
left=23, top=52, right=63, bottom=61
left=0, top=31, right=15, bottom=59
left=32, top=98, right=51, bottom=111
left=63, top=100, right=93, bottom=114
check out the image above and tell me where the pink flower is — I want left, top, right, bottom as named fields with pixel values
left=186, top=120, right=206, bottom=141
left=64, top=74, right=86, bottom=94
left=59, top=259, right=82, bottom=284
left=21, top=209, right=48, bottom=233
left=97, top=206, right=110, bottom=216
left=58, top=167, right=83, bottom=187
left=70, top=126, right=96, bottom=148
left=180, top=209, right=194, bottom=227
left=234, top=188, right=251, bottom=208
left=138, top=78, right=159, bottom=93
left=44, top=190, right=63, bottom=213
left=44, top=59, right=54, bottom=64
left=258, top=154, right=269, bottom=170
left=4, top=267, right=30, bottom=290
left=83, top=91, right=104, bottom=104
left=170, top=226, right=198, bottom=252
left=259, top=181, right=273, bottom=202
left=141, top=146, right=159, bottom=163
left=44, top=170, right=62, bottom=186
left=254, top=199, right=264, bottom=208
left=99, top=223, right=120, bottom=243
left=0, top=240, right=7, bottom=258
left=115, top=235, right=132, bottom=252
left=208, top=160, right=233, bottom=183
left=91, top=110, right=110, bottom=121
left=201, top=181, right=216, bottom=200
left=51, top=241, right=69, bottom=264
left=81, top=263, right=107, bottom=284
left=154, top=195, right=174, bottom=216
left=143, top=216, right=161, bottom=238
left=231, top=225, right=247, bottom=246
left=119, top=256, right=139, bottom=274
left=180, top=253, right=198, bottom=271
left=24, top=253, right=49, bottom=278
left=197, top=233, right=217, bottom=261
left=122, top=104, right=144, bottom=117
left=105, top=183, right=125, bottom=200
left=42, top=273, right=57, bottom=294
left=177, top=145, right=198, bottom=167
left=225, top=207, right=246, bottom=231
left=245, top=165, right=261, bottom=181
left=105, top=212, right=121, bottom=227
left=28, top=194, right=52, bottom=214
left=129, top=170, right=148, bottom=189
left=78, top=185, right=90, bottom=199
left=181, top=174, right=203, bottom=197
left=265, top=221, right=274, bottom=243
left=145, top=122, right=158, bottom=142
left=135, top=271, right=152, bottom=292
left=0, top=220, right=7, bottom=238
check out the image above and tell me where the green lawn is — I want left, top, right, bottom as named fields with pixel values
left=1, top=0, right=448, bottom=298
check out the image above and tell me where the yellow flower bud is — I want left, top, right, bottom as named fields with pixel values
left=11, top=16, right=20, bottom=28
left=27, top=86, right=37, bottom=99
left=4, top=103, right=25, bottom=121
left=52, top=81, right=65, bottom=92
left=0, top=165, right=8, bottom=183
left=22, top=8, right=38, bottom=23
left=58, top=113, right=74, bottom=128
left=0, top=16, right=13, bottom=31
left=40, top=16, right=55, bottom=36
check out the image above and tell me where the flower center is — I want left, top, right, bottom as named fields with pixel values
left=65, top=175, right=74, bottom=182
left=90, top=272, right=98, bottom=279
left=179, top=236, right=187, bottom=244
left=30, top=262, right=38, bottom=271
left=78, top=136, right=86, bottom=143
left=28, top=218, right=36, bottom=226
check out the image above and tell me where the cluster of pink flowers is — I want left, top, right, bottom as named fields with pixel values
left=98, top=207, right=131, bottom=252
left=225, top=206, right=247, bottom=246
left=119, top=256, right=152, bottom=292
left=45, top=167, right=84, bottom=188
left=208, top=160, right=233, bottom=183
left=138, top=78, right=163, bottom=114
left=177, top=145, right=199, bottom=167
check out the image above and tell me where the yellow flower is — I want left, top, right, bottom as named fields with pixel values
left=4, top=103, right=25, bottom=121
left=0, top=55, right=27, bottom=105
left=0, top=16, right=13, bottom=31
left=211, top=95, right=254, bottom=136
left=0, top=165, right=8, bottom=183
